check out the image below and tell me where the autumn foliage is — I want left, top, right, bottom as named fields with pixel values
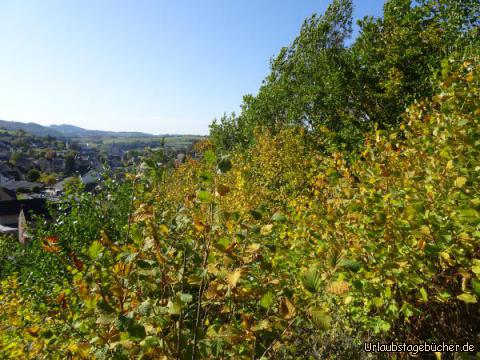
left=1, top=0, right=480, bottom=357
left=0, top=57, right=478, bottom=359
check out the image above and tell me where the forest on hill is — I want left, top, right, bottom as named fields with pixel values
left=0, top=0, right=479, bottom=359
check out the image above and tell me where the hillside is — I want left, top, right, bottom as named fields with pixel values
left=49, top=124, right=154, bottom=138
left=0, top=120, right=156, bottom=138
left=0, top=119, right=64, bottom=137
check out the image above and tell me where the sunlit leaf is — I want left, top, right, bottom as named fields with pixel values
left=279, top=297, right=296, bottom=320
left=88, top=241, right=103, bottom=260
left=198, top=190, right=213, bottom=203
left=456, top=293, right=477, bottom=304
left=309, top=308, right=331, bottom=330
left=302, top=268, right=322, bottom=293
left=227, top=269, right=242, bottom=288
left=271, top=212, right=287, bottom=223
left=259, top=291, right=275, bottom=310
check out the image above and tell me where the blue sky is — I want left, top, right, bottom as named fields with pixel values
left=0, top=0, right=385, bottom=135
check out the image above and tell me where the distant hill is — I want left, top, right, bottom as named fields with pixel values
left=0, top=119, right=155, bottom=138
left=49, top=124, right=154, bottom=138
left=0, top=119, right=64, bottom=137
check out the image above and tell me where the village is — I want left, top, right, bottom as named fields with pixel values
left=0, top=128, right=196, bottom=234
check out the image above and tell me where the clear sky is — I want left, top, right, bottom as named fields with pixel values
left=0, top=0, right=385, bottom=135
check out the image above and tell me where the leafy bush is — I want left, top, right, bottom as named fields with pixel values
left=1, top=57, right=478, bottom=359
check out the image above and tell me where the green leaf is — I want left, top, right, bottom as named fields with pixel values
left=96, top=313, right=116, bottom=325
left=302, top=268, right=322, bottom=293
left=457, top=208, right=480, bottom=223
left=128, top=323, right=146, bottom=339
left=198, top=190, right=213, bottom=203
left=271, top=212, right=287, bottom=223
left=137, top=300, right=152, bottom=316
left=373, top=297, right=383, bottom=307
left=115, top=314, right=133, bottom=332
left=259, top=291, right=275, bottom=310
left=309, top=308, right=331, bottom=331
left=400, top=303, right=414, bottom=318
left=180, top=293, right=193, bottom=303
left=203, top=150, right=216, bottom=164
left=375, top=319, right=391, bottom=333
left=472, top=260, right=480, bottom=276
left=339, top=259, right=361, bottom=272
left=437, top=291, right=452, bottom=301
left=472, top=279, right=480, bottom=295
left=97, top=300, right=115, bottom=314
left=141, top=336, right=160, bottom=348
left=456, top=293, right=477, bottom=304
left=250, top=209, right=263, bottom=220
left=419, top=287, right=428, bottom=302
left=88, top=241, right=103, bottom=260
left=200, top=170, right=214, bottom=182
left=215, top=237, right=232, bottom=252
left=217, top=156, right=232, bottom=173
left=167, top=299, right=182, bottom=315
left=137, top=259, right=156, bottom=269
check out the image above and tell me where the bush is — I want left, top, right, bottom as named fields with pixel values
left=1, top=58, right=478, bottom=359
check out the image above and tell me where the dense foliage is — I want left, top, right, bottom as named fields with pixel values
left=210, top=0, right=479, bottom=151
left=1, top=0, right=479, bottom=359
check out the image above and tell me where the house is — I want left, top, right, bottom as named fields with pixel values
left=2, top=180, right=44, bottom=194
left=0, top=187, right=15, bottom=201
left=0, top=198, right=48, bottom=236
left=53, top=177, right=78, bottom=193
left=35, top=158, right=51, bottom=172
left=81, top=170, right=100, bottom=185
left=0, top=198, right=47, bottom=228
left=0, top=172, right=12, bottom=185
left=0, top=163, right=21, bottom=182
left=51, top=158, right=65, bottom=172
left=13, top=158, right=35, bottom=174
left=0, top=151, right=10, bottom=161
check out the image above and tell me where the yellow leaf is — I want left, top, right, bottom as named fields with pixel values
left=154, top=250, right=167, bottom=265
left=194, top=220, right=205, bottom=232
left=440, top=251, right=453, bottom=266
left=260, top=224, right=273, bottom=235
left=326, top=281, right=349, bottom=295
left=418, top=238, right=426, bottom=250
left=279, top=297, right=296, bottom=320
left=159, top=224, right=169, bottom=236
left=420, top=226, right=430, bottom=236
left=246, top=243, right=261, bottom=253
left=252, top=319, right=272, bottom=332
left=455, top=177, right=467, bottom=188
left=26, top=326, right=40, bottom=337
left=227, top=269, right=242, bottom=288
left=207, top=263, right=219, bottom=275
left=241, top=314, right=253, bottom=329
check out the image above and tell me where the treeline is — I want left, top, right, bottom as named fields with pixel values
left=210, top=0, right=479, bottom=152
left=1, top=1, right=479, bottom=359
